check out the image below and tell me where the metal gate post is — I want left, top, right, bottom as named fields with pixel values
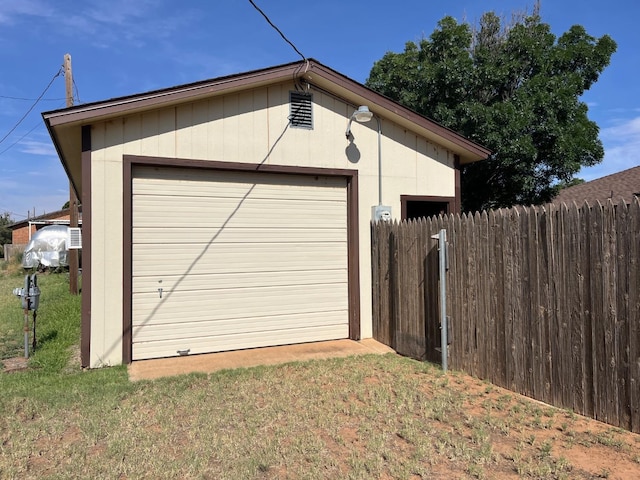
left=434, top=229, right=448, bottom=372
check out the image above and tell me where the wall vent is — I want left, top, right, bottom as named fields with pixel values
left=289, top=91, right=313, bottom=129
left=68, top=227, right=82, bottom=249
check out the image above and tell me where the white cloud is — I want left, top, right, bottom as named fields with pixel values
left=580, top=116, right=640, bottom=180
left=601, top=117, right=640, bottom=141
left=0, top=0, right=55, bottom=24
left=1, top=0, right=198, bottom=51
left=19, top=140, right=57, bottom=156
left=1, top=155, right=68, bottom=216
left=56, top=1, right=199, bottom=49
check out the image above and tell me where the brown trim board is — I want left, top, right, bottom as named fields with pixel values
left=400, top=195, right=456, bottom=220
left=80, top=125, right=92, bottom=367
left=122, top=155, right=360, bottom=363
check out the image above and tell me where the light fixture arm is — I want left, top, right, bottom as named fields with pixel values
left=345, top=118, right=355, bottom=139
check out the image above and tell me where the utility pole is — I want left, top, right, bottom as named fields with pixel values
left=65, top=53, right=79, bottom=295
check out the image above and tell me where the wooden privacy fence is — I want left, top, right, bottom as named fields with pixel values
left=371, top=198, right=640, bottom=433
left=2, top=244, right=25, bottom=263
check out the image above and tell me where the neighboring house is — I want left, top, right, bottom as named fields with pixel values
left=9, top=208, right=80, bottom=245
left=552, top=165, right=640, bottom=206
left=43, top=59, right=490, bottom=368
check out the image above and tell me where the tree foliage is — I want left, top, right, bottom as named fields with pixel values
left=0, top=212, right=14, bottom=258
left=366, top=5, right=616, bottom=211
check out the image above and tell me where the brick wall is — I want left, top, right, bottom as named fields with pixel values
left=12, top=225, right=37, bottom=244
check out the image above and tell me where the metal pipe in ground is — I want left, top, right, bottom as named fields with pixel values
left=23, top=308, right=29, bottom=359
left=438, top=229, right=448, bottom=372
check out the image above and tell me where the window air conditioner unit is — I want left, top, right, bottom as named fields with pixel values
left=68, top=227, right=82, bottom=249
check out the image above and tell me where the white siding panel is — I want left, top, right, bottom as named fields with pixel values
left=131, top=166, right=349, bottom=360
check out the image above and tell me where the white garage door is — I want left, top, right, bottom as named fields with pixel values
left=131, top=166, right=349, bottom=360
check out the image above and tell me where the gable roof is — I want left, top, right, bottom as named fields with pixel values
left=42, top=58, right=491, bottom=197
left=553, top=165, right=640, bottom=206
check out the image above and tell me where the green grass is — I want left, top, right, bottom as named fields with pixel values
left=1, top=266, right=639, bottom=479
left=0, top=266, right=27, bottom=360
left=0, top=267, right=80, bottom=370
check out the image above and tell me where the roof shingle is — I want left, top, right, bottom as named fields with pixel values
left=552, top=165, right=640, bottom=206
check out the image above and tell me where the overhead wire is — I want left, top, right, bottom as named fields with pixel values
left=0, top=67, right=63, bottom=147
left=0, top=94, right=65, bottom=157
left=247, top=0, right=309, bottom=91
left=248, top=0, right=306, bottom=62
left=0, top=210, right=27, bottom=219
left=0, top=120, right=44, bottom=157
left=0, top=95, right=65, bottom=101
left=72, top=78, right=81, bottom=104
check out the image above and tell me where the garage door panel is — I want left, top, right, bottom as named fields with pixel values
left=133, top=269, right=347, bottom=292
left=133, top=299, right=348, bottom=326
left=133, top=311, right=347, bottom=342
left=133, top=168, right=347, bottom=198
left=133, top=197, right=346, bottom=229
left=132, top=243, right=347, bottom=276
left=131, top=167, right=350, bottom=360
left=133, top=323, right=350, bottom=360
left=133, top=227, right=347, bottom=244
left=133, top=284, right=348, bottom=325
left=133, top=184, right=346, bottom=202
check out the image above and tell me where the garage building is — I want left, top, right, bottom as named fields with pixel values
left=43, top=59, right=489, bottom=368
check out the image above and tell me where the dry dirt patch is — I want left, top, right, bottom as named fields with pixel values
left=2, top=356, right=28, bottom=372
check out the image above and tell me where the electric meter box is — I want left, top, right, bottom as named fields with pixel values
left=13, top=274, right=40, bottom=311
left=372, top=205, right=392, bottom=222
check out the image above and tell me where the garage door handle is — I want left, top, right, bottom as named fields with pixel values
left=158, top=288, right=163, bottom=299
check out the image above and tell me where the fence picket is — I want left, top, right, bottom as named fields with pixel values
left=616, top=201, right=631, bottom=429
left=604, top=201, right=618, bottom=424
left=629, top=198, right=640, bottom=433
left=563, top=203, right=585, bottom=413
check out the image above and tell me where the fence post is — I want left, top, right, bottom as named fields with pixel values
left=431, top=228, right=449, bottom=372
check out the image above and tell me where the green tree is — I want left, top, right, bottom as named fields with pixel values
left=556, top=177, right=586, bottom=190
left=0, top=212, right=13, bottom=258
left=366, top=5, right=616, bottom=212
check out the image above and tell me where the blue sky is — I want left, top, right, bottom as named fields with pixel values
left=0, top=0, right=638, bottom=220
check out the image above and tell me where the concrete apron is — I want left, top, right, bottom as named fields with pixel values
left=128, top=338, right=395, bottom=381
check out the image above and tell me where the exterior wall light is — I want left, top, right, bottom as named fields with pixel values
left=346, top=106, right=391, bottom=221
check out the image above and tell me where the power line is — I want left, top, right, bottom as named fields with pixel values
left=0, top=120, right=45, bottom=157
left=0, top=209, right=27, bottom=219
left=72, top=78, right=81, bottom=104
left=248, top=0, right=306, bottom=62
left=0, top=100, right=65, bottom=157
left=0, top=95, right=66, bottom=101
left=0, top=67, right=63, bottom=147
